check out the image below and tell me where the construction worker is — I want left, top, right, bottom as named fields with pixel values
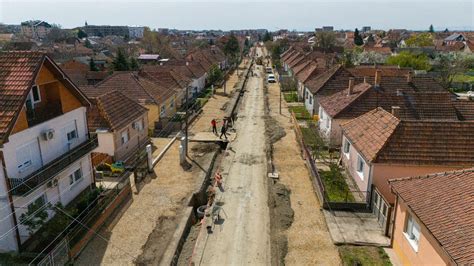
left=219, top=120, right=228, bottom=140
left=207, top=185, right=216, bottom=206
left=211, top=118, right=218, bottom=135
left=215, top=172, right=224, bottom=192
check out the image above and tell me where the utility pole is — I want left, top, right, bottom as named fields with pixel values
left=185, top=86, right=189, bottom=156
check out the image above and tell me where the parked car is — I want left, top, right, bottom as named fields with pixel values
left=267, top=74, right=276, bottom=83
left=265, top=67, right=273, bottom=74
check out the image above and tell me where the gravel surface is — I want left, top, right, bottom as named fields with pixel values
left=267, top=73, right=342, bottom=265
left=197, top=55, right=272, bottom=265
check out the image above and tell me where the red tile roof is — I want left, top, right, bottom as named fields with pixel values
left=389, top=170, right=474, bottom=265
left=0, top=51, right=90, bottom=144
left=341, top=108, right=400, bottom=162
left=88, top=90, right=148, bottom=131
left=454, top=100, right=474, bottom=120
left=342, top=108, right=474, bottom=165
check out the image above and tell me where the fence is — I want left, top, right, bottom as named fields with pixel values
left=28, top=171, right=132, bottom=265
left=290, top=112, right=370, bottom=212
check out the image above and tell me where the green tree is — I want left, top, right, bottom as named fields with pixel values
left=20, top=199, right=50, bottom=235
left=129, top=57, right=139, bottom=70
left=89, top=58, right=99, bottom=71
left=315, top=31, right=336, bottom=50
left=207, top=64, right=224, bottom=85
left=429, top=24, right=435, bottom=33
left=263, top=31, right=271, bottom=42
left=433, top=52, right=470, bottom=88
left=77, top=29, right=88, bottom=39
left=405, top=33, right=434, bottom=47
left=386, top=51, right=431, bottom=70
left=113, top=48, right=130, bottom=71
left=354, top=28, right=363, bottom=46
left=224, top=34, right=240, bottom=65
left=84, top=39, right=93, bottom=49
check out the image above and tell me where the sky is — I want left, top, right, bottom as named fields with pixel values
left=0, top=0, right=473, bottom=31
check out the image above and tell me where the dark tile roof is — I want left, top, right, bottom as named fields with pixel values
left=317, top=73, right=457, bottom=121
left=342, top=108, right=474, bottom=165
left=305, top=65, right=344, bottom=94
left=454, top=100, right=474, bottom=120
left=88, top=90, right=148, bottom=131
left=389, top=170, right=474, bottom=265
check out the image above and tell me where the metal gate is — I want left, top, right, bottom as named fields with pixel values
left=372, top=190, right=389, bottom=229
left=35, top=238, right=69, bottom=266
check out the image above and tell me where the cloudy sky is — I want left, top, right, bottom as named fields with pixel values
left=0, top=0, right=473, bottom=31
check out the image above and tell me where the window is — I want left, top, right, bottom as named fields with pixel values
left=343, top=140, right=351, bottom=154
left=31, top=85, right=41, bottom=103
left=309, top=96, right=313, bottom=104
left=325, top=117, right=330, bottom=129
left=16, top=141, right=36, bottom=172
left=67, top=130, right=77, bottom=141
left=27, top=194, right=46, bottom=212
left=121, top=130, right=129, bottom=144
left=64, top=121, right=78, bottom=143
left=69, top=168, right=83, bottom=186
left=404, top=213, right=421, bottom=251
left=357, top=155, right=365, bottom=173
left=134, top=120, right=144, bottom=131
left=170, top=99, right=174, bottom=109
left=160, top=105, right=166, bottom=117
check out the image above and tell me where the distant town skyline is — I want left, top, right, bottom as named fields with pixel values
left=1, top=0, right=473, bottom=31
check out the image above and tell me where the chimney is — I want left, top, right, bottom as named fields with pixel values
left=406, top=71, right=413, bottom=83
left=374, top=70, right=382, bottom=87
left=347, top=77, right=355, bottom=95
left=186, top=61, right=189, bottom=66
left=391, top=106, right=401, bottom=118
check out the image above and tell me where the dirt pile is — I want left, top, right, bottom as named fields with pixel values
left=265, top=116, right=286, bottom=144
left=191, top=143, right=220, bottom=154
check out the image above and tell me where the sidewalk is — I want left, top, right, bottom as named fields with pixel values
left=267, top=75, right=342, bottom=265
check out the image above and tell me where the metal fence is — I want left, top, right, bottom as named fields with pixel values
left=290, top=112, right=370, bottom=212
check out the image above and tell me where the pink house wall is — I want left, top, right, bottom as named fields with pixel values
left=392, top=200, right=453, bottom=265
left=341, top=136, right=371, bottom=195
left=372, top=164, right=460, bottom=204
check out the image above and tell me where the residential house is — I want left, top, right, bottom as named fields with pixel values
left=80, top=72, right=176, bottom=130
left=88, top=91, right=149, bottom=163
left=60, top=59, right=109, bottom=86
left=389, top=170, right=473, bottom=265
left=0, top=51, right=96, bottom=251
left=302, top=64, right=410, bottom=118
left=137, top=54, right=161, bottom=64
left=340, top=107, right=474, bottom=234
left=313, top=68, right=452, bottom=144
left=20, top=20, right=52, bottom=40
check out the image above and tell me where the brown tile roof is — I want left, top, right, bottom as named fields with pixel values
left=0, top=51, right=44, bottom=143
left=454, top=100, right=474, bottom=120
left=389, top=170, right=474, bottom=265
left=88, top=90, right=148, bottom=131
left=341, top=108, right=399, bottom=162
left=305, top=65, right=344, bottom=94
left=84, top=72, right=156, bottom=104
left=0, top=51, right=90, bottom=144
left=342, top=108, right=474, bottom=166
left=363, top=46, right=392, bottom=55
left=325, top=86, right=458, bottom=121
left=348, top=66, right=412, bottom=77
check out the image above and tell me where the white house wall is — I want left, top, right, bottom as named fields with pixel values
left=0, top=158, right=19, bottom=252
left=2, top=107, right=88, bottom=180
left=13, top=154, right=93, bottom=243
left=318, top=107, right=332, bottom=141
left=304, top=87, right=314, bottom=116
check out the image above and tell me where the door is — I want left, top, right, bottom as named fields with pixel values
left=372, top=190, right=388, bottom=228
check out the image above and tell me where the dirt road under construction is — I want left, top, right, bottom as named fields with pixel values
left=197, top=50, right=272, bottom=264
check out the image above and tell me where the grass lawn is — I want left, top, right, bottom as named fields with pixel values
left=300, top=127, right=324, bottom=147
left=339, top=246, right=392, bottom=266
left=319, top=164, right=355, bottom=202
left=453, top=74, right=474, bottom=83
left=283, top=91, right=298, bottom=102
left=289, top=106, right=312, bottom=120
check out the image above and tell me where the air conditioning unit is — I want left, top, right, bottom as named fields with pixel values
left=47, top=178, right=58, bottom=188
left=41, top=129, right=55, bottom=141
